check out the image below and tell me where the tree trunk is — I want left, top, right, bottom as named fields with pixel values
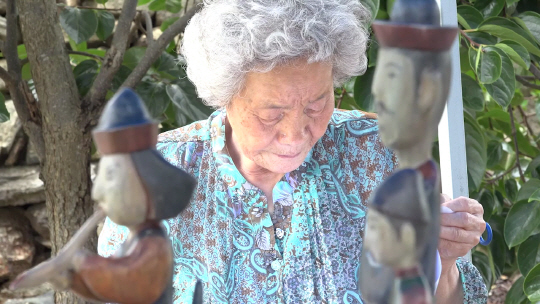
left=17, top=0, right=96, bottom=303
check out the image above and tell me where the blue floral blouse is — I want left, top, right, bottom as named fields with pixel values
left=98, top=109, right=488, bottom=303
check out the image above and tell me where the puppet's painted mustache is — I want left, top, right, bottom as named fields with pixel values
left=9, top=209, right=106, bottom=290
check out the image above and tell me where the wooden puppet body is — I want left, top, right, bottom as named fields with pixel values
left=359, top=160, right=440, bottom=304
left=71, top=221, right=174, bottom=304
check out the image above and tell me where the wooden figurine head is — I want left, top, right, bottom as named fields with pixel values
left=92, top=88, right=196, bottom=228
left=370, top=1, right=458, bottom=168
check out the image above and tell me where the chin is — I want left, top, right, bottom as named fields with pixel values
left=264, top=154, right=307, bottom=173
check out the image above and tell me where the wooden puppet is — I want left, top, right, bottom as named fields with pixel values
left=358, top=0, right=458, bottom=302
left=10, top=88, right=201, bottom=304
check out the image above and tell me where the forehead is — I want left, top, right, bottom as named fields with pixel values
left=239, top=60, right=333, bottom=107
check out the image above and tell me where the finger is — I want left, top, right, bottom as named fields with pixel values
left=438, top=240, right=474, bottom=259
left=441, top=212, right=486, bottom=232
left=442, top=196, right=484, bottom=215
left=440, top=226, right=481, bottom=245
left=441, top=193, right=452, bottom=204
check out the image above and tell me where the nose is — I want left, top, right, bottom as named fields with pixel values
left=277, top=113, right=308, bottom=146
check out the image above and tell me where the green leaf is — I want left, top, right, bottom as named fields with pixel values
left=505, top=179, right=518, bottom=202
left=478, top=17, right=540, bottom=57
left=0, top=92, right=9, bottom=123
left=524, top=263, right=540, bottom=302
left=353, top=67, right=375, bottom=112
left=111, top=65, right=133, bottom=92
left=73, top=60, right=99, bottom=97
left=363, top=0, right=380, bottom=23
left=525, top=156, right=540, bottom=179
left=96, top=0, right=108, bottom=4
left=460, top=45, right=472, bottom=72
left=504, top=200, right=540, bottom=248
left=152, top=52, right=184, bottom=79
left=505, top=276, right=528, bottom=304
left=486, top=140, right=503, bottom=169
left=518, top=12, right=540, bottom=44
left=470, top=47, right=502, bottom=84
left=386, top=0, right=396, bottom=16
left=466, top=32, right=498, bottom=45
left=60, top=7, right=98, bottom=44
left=529, top=189, right=540, bottom=203
left=495, top=40, right=531, bottom=69
left=95, top=11, right=114, bottom=41
left=518, top=234, right=540, bottom=276
left=479, top=108, right=510, bottom=122
left=483, top=47, right=515, bottom=108
left=138, top=0, right=153, bottom=5
left=457, top=6, right=484, bottom=29
left=517, top=179, right=540, bottom=203
left=148, top=0, right=166, bottom=11
left=474, top=0, right=505, bottom=18
left=472, top=251, right=493, bottom=287
left=122, top=47, right=147, bottom=70
left=464, top=112, right=487, bottom=191
left=166, top=80, right=213, bottom=123
left=488, top=221, right=507, bottom=278
left=165, top=0, right=183, bottom=13
left=161, top=17, right=179, bottom=32
left=478, top=189, right=495, bottom=220
left=136, top=79, right=171, bottom=119
left=461, top=73, right=484, bottom=111
left=368, top=39, right=379, bottom=68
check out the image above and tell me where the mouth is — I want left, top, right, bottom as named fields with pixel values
left=276, top=152, right=302, bottom=159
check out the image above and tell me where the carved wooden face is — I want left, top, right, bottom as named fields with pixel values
left=371, top=48, right=449, bottom=151
left=92, top=154, right=148, bottom=227
left=364, top=208, right=417, bottom=269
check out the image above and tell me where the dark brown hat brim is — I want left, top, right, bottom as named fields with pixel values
left=93, top=123, right=159, bottom=155
left=372, top=21, right=458, bottom=52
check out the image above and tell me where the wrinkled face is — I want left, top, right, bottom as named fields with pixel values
left=226, top=59, right=335, bottom=173
left=364, top=208, right=417, bottom=268
left=372, top=49, right=424, bottom=150
left=92, top=154, right=148, bottom=227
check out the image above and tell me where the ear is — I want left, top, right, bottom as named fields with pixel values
left=418, top=69, right=443, bottom=114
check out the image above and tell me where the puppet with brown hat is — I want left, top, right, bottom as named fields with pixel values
left=358, top=0, right=458, bottom=303
left=10, top=88, right=201, bottom=304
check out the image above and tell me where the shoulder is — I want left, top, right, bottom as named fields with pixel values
left=155, top=111, right=219, bottom=168
left=327, top=109, right=379, bottom=138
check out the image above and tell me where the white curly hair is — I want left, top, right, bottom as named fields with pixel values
left=181, top=0, right=372, bottom=109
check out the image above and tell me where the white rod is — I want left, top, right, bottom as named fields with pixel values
left=436, top=0, right=471, bottom=261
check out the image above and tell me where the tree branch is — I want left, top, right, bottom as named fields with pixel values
left=122, top=5, right=201, bottom=88
left=4, top=0, right=45, bottom=162
left=460, top=30, right=482, bottom=48
left=509, top=106, right=526, bottom=183
left=530, top=64, right=540, bottom=80
left=84, top=0, right=138, bottom=127
left=516, top=75, right=540, bottom=90
left=143, top=10, right=153, bottom=46
left=485, top=164, right=518, bottom=184
left=0, top=40, right=4, bottom=53
left=20, top=50, right=104, bottom=67
left=0, top=66, right=14, bottom=86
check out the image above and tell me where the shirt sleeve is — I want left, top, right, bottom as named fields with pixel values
left=456, top=257, right=488, bottom=303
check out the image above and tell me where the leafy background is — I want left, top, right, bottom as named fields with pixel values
left=1, top=0, right=540, bottom=302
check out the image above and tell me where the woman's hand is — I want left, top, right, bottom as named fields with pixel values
left=439, top=195, right=485, bottom=269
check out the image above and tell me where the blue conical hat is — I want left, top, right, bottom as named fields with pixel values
left=93, top=88, right=159, bottom=155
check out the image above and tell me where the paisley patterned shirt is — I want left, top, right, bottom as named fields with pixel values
left=98, top=109, right=488, bottom=304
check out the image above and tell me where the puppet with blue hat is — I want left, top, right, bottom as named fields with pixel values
left=10, top=88, right=202, bottom=304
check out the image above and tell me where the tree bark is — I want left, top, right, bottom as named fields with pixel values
left=17, top=0, right=95, bottom=303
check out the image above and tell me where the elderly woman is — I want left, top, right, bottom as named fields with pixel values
left=98, top=0, right=487, bottom=303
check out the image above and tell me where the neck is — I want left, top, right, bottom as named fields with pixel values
left=225, top=118, right=283, bottom=198
left=394, top=138, right=432, bottom=169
